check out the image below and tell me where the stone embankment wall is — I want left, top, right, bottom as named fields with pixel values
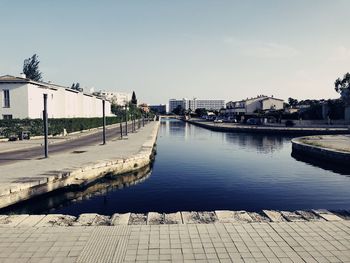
left=0, top=209, right=348, bottom=227
left=186, top=119, right=350, bottom=135
left=0, top=122, right=160, bottom=209
left=292, top=137, right=350, bottom=165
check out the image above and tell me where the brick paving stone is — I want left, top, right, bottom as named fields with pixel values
left=0, top=221, right=348, bottom=262
left=0, top=215, right=29, bottom=227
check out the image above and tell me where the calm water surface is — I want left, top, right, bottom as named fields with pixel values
left=5, top=119, right=350, bottom=215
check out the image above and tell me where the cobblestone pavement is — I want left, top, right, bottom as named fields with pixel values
left=0, top=220, right=349, bottom=263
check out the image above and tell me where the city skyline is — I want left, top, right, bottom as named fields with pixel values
left=1, top=0, right=350, bottom=104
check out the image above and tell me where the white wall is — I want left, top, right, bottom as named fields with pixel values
left=0, top=82, right=113, bottom=119
left=261, top=99, right=284, bottom=111
left=0, top=83, right=29, bottom=119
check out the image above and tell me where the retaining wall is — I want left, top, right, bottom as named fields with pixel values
left=291, top=136, right=350, bottom=166
left=0, top=122, right=160, bottom=209
left=186, top=119, right=350, bottom=136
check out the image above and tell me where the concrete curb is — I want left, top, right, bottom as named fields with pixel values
left=185, top=119, right=350, bottom=136
left=291, top=136, right=350, bottom=165
left=0, top=209, right=347, bottom=227
left=0, top=121, right=160, bottom=209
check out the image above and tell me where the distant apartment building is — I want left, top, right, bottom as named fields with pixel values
left=0, top=75, right=113, bottom=119
left=225, top=95, right=284, bottom=116
left=94, top=91, right=131, bottom=106
left=150, top=104, right=167, bottom=114
left=169, top=98, right=225, bottom=113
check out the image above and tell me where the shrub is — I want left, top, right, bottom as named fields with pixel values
left=0, top=116, right=121, bottom=138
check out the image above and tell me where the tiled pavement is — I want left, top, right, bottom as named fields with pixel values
left=0, top=221, right=349, bottom=263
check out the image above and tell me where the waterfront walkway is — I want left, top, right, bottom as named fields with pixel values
left=296, top=135, right=350, bottom=153
left=0, top=219, right=348, bottom=262
left=0, top=122, right=159, bottom=209
left=292, top=135, right=350, bottom=166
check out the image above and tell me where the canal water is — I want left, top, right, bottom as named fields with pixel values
left=5, top=119, right=350, bottom=215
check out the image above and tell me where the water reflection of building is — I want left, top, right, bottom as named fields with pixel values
left=224, top=133, right=285, bottom=154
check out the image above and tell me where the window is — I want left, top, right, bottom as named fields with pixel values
left=3, top=90, right=10, bottom=108
left=3, top=115, right=12, bottom=120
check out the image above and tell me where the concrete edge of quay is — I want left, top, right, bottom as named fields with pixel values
left=291, top=136, right=350, bottom=166
left=0, top=121, right=160, bottom=210
left=0, top=209, right=349, bottom=227
left=185, top=119, right=350, bottom=136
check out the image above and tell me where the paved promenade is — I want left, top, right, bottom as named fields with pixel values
left=297, top=135, right=350, bottom=153
left=0, top=220, right=348, bottom=262
left=292, top=135, right=350, bottom=167
left=0, top=123, right=120, bottom=154
left=0, top=122, right=159, bottom=209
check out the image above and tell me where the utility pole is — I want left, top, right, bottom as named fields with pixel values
left=43, top=94, right=48, bottom=158
left=102, top=100, right=106, bottom=145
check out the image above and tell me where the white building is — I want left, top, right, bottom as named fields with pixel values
left=0, top=75, right=113, bottom=119
left=226, top=95, right=284, bottom=116
left=95, top=91, right=131, bottom=106
left=169, top=98, right=225, bottom=113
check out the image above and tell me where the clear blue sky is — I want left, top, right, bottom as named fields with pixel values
left=1, top=0, right=349, bottom=104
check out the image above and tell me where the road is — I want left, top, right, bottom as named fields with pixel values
left=0, top=121, right=143, bottom=165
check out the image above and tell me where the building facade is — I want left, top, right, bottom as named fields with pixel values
left=0, top=75, right=113, bottom=119
left=226, top=95, right=284, bottom=116
left=169, top=98, right=225, bottom=113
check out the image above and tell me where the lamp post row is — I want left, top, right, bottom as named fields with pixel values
left=42, top=95, right=146, bottom=158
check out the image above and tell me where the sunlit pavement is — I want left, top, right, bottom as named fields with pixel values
left=0, top=220, right=349, bottom=263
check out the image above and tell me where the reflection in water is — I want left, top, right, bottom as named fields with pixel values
left=291, top=151, right=350, bottom=176
left=4, top=119, right=350, bottom=214
left=1, top=165, right=152, bottom=215
left=224, top=133, right=285, bottom=154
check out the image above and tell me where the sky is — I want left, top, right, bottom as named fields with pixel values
left=1, top=0, right=350, bottom=105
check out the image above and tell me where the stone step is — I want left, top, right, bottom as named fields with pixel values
left=111, top=213, right=130, bottom=225
left=280, top=211, right=306, bottom=222
left=312, top=209, right=344, bottom=221
left=262, top=210, right=287, bottom=222
left=0, top=209, right=347, bottom=227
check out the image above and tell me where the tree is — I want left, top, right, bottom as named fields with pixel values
left=71, top=82, right=83, bottom=92
left=288, top=97, right=299, bottom=107
left=172, top=105, right=184, bottom=115
left=131, top=91, right=137, bottom=105
left=195, top=108, right=207, bottom=117
left=335, top=73, right=350, bottom=105
left=23, top=54, right=42, bottom=81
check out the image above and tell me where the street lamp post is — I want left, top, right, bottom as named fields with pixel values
left=102, top=100, right=106, bottom=145
left=43, top=94, right=48, bottom=158
left=125, top=104, right=128, bottom=136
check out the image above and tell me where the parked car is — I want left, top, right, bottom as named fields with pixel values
left=225, top=117, right=238, bottom=123
left=246, top=118, right=262, bottom=125
left=214, top=118, right=223, bottom=123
